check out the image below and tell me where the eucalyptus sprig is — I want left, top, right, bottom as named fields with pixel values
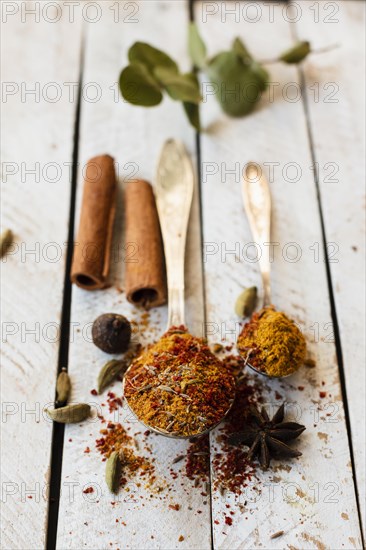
left=119, top=23, right=330, bottom=130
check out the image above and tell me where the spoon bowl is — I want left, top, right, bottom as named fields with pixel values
left=241, top=351, right=294, bottom=380
left=122, top=377, right=234, bottom=440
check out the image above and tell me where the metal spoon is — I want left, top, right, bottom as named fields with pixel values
left=238, top=162, right=291, bottom=379
left=123, top=139, right=235, bottom=438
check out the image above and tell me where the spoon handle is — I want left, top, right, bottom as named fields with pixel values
left=242, top=163, right=272, bottom=307
left=155, top=139, right=194, bottom=328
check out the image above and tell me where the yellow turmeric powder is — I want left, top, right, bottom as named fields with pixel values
left=237, top=306, right=306, bottom=377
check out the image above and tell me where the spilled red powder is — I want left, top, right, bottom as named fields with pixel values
left=89, top=317, right=265, bottom=517
left=95, top=421, right=156, bottom=489
left=106, top=391, right=123, bottom=413
left=185, top=435, right=210, bottom=483
left=211, top=356, right=263, bottom=495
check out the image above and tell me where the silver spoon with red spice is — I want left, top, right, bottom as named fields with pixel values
left=123, top=140, right=235, bottom=438
left=237, top=163, right=306, bottom=379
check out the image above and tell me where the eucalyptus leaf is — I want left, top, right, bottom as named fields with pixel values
left=128, top=42, right=178, bottom=73
left=250, top=61, right=269, bottom=92
left=183, top=73, right=201, bottom=130
left=207, top=51, right=268, bottom=117
left=232, top=37, right=253, bottom=64
left=119, top=63, right=163, bottom=107
left=154, top=67, right=201, bottom=103
left=280, top=41, right=311, bottom=64
left=188, top=22, right=207, bottom=69
left=183, top=102, right=200, bottom=131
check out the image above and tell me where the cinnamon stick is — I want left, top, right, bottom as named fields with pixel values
left=124, top=179, right=167, bottom=308
left=71, top=154, right=117, bottom=290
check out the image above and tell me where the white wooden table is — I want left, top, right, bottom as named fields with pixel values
left=1, top=1, right=365, bottom=549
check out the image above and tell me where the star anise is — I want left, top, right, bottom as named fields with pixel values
left=227, top=404, right=306, bottom=469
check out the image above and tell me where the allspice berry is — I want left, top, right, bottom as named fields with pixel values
left=92, top=313, right=131, bottom=354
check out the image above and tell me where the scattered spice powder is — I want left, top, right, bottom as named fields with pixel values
left=185, top=435, right=210, bottom=483
left=90, top=310, right=268, bottom=516
left=106, top=391, right=123, bottom=413
left=124, top=328, right=235, bottom=436
left=95, top=421, right=155, bottom=489
left=212, top=358, right=263, bottom=494
left=237, top=306, right=306, bottom=377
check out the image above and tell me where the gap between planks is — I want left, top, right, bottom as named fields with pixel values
left=46, top=40, right=85, bottom=550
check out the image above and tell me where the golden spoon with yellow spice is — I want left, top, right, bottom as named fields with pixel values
left=237, top=163, right=306, bottom=378
left=123, top=140, right=235, bottom=438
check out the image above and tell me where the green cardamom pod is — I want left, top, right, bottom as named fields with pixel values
left=56, top=368, right=71, bottom=406
left=0, top=229, right=14, bottom=258
left=105, top=450, right=122, bottom=494
left=98, top=359, right=128, bottom=394
left=280, top=41, right=311, bottom=64
left=46, top=403, right=90, bottom=424
left=235, top=286, right=257, bottom=318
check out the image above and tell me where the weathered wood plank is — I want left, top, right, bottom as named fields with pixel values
left=295, top=0, right=366, bottom=536
left=56, top=2, right=209, bottom=549
left=195, top=1, right=363, bottom=547
left=0, top=3, right=82, bottom=548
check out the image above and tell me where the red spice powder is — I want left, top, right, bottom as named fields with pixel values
left=106, top=391, right=123, bottom=413
left=185, top=435, right=210, bottom=483
left=211, top=358, right=264, bottom=495
left=91, top=338, right=264, bottom=510
left=95, top=421, right=155, bottom=489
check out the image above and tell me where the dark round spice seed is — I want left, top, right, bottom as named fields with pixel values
left=92, top=313, right=131, bottom=354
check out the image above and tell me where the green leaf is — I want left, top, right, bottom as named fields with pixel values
left=250, top=61, right=269, bottom=92
left=207, top=51, right=268, bottom=117
left=232, top=39, right=267, bottom=92
left=183, top=73, right=201, bottom=131
left=232, top=37, right=253, bottom=64
left=188, top=23, right=207, bottom=69
left=154, top=67, right=201, bottom=103
left=279, top=41, right=311, bottom=64
left=128, top=42, right=178, bottom=73
left=119, top=63, right=163, bottom=107
left=183, top=102, right=200, bottom=131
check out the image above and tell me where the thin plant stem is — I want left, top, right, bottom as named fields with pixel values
left=259, top=44, right=339, bottom=65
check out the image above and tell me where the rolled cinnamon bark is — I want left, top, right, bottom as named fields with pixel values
left=71, top=154, right=117, bottom=290
left=124, top=180, right=167, bottom=308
